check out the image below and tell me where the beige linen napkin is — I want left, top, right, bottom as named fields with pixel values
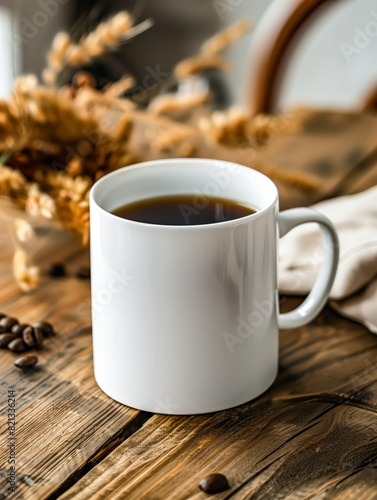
left=279, top=186, right=377, bottom=333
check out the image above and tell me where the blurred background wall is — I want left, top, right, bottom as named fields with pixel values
left=0, top=0, right=376, bottom=110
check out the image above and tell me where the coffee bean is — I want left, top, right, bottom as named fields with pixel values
left=8, top=338, right=28, bottom=353
left=199, top=473, right=229, bottom=494
left=46, top=263, right=66, bottom=277
left=14, top=355, right=38, bottom=369
left=0, top=333, right=18, bottom=348
left=11, top=323, right=29, bottom=337
left=0, top=316, right=19, bottom=333
left=75, top=265, right=91, bottom=279
left=32, top=321, right=55, bottom=338
left=23, top=326, right=44, bottom=348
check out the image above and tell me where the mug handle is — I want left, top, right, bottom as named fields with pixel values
left=278, top=208, right=339, bottom=330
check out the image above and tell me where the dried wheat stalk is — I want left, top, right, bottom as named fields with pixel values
left=0, top=11, right=316, bottom=291
left=174, top=20, right=249, bottom=79
left=43, top=13, right=153, bottom=85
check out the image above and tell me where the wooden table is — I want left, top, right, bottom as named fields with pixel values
left=1, top=111, right=377, bottom=499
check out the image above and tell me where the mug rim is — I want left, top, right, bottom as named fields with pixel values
left=90, top=158, right=279, bottom=230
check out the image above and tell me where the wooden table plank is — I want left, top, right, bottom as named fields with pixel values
left=58, top=306, right=377, bottom=500
left=0, top=219, right=145, bottom=500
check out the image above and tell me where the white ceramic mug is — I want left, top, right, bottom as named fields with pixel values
left=90, top=158, right=339, bottom=414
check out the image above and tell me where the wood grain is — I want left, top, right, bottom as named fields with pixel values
left=58, top=305, right=377, bottom=500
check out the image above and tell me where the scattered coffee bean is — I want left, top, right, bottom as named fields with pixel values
left=11, top=323, right=29, bottom=337
left=0, top=333, right=18, bottom=348
left=32, top=321, right=55, bottom=338
left=23, top=326, right=44, bottom=348
left=8, top=338, right=28, bottom=353
left=75, top=265, right=91, bottom=279
left=199, top=473, right=230, bottom=494
left=0, top=316, right=19, bottom=333
left=46, top=263, right=66, bottom=277
left=0, top=313, right=56, bottom=359
left=14, top=355, right=38, bottom=369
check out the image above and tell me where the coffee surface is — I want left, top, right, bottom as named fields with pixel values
left=112, top=195, right=256, bottom=226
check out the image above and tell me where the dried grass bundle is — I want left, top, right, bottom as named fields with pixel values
left=199, top=107, right=293, bottom=148
left=148, top=90, right=210, bottom=116
left=0, top=165, right=27, bottom=199
left=174, top=20, right=249, bottom=79
left=104, top=76, right=136, bottom=99
left=13, top=249, right=40, bottom=292
left=0, top=11, right=314, bottom=290
left=43, top=13, right=153, bottom=85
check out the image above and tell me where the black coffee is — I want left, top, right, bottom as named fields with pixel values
left=112, top=195, right=257, bottom=226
